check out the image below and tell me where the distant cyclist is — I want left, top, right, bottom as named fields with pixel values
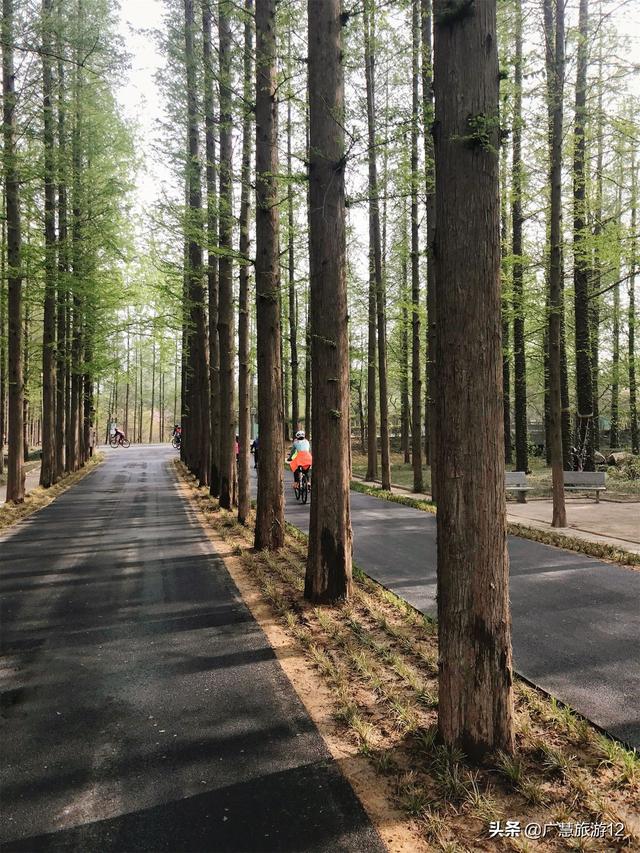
left=287, top=430, right=312, bottom=487
left=172, top=424, right=182, bottom=448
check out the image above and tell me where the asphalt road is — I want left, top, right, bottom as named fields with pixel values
left=279, top=471, right=640, bottom=749
left=0, top=447, right=384, bottom=853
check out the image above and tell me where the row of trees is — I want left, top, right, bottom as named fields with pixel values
left=2, top=0, right=638, bottom=759
left=1, top=0, right=134, bottom=498
left=158, top=0, right=517, bottom=757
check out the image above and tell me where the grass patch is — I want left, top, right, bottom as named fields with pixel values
left=176, top=458, right=640, bottom=852
left=0, top=454, right=104, bottom=534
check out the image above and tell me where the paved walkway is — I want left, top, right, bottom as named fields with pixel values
left=281, top=474, right=640, bottom=748
left=355, top=477, right=640, bottom=557
left=0, top=447, right=383, bottom=852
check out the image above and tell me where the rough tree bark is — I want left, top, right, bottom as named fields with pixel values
left=512, top=0, right=527, bottom=481
left=40, top=0, right=58, bottom=488
left=0, top=205, right=5, bottom=478
left=305, top=0, right=353, bottom=603
left=421, top=0, right=437, bottom=498
left=254, top=0, right=285, bottom=550
left=3, top=0, right=25, bottom=502
left=433, top=0, right=514, bottom=758
left=500, top=140, right=513, bottom=465
left=287, top=27, right=299, bottom=439
left=218, top=0, right=235, bottom=508
left=573, top=0, right=594, bottom=470
left=202, top=0, right=221, bottom=497
left=56, top=46, right=68, bottom=467
left=630, top=149, right=638, bottom=455
left=363, top=0, right=390, bottom=491
left=544, top=0, right=567, bottom=526
left=184, top=0, right=210, bottom=485
left=237, top=0, right=253, bottom=526
left=410, top=0, right=423, bottom=493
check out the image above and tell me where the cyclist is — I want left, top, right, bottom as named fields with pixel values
left=287, top=430, right=312, bottom=488
left=172, top=424, right=182, bottom=448
left=113, top=426, right=127, bottom=446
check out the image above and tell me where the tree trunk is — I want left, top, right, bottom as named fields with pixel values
left=237, top=0, right=253, bottom=526
left=544, top=0, right=566, bottom=526
left=512, top=0, right=527, bottom=482
left=305, top=0, right=352, bottom=603
left=630, top=148, right=638, bottom=455
left=421, top=0, right=437, bottom=498
left=149, top=342, right=155, bottom=443
left=40, top=0, right=58, bottom=488
left=55, top=7, right=67, bottom=473
left=287, top=30, right=299, bottom=439
left=500, top=139, right=513, bottom=466
left=0, top=194, right=6, bottom=478
left=184, top=0, right=209, bottom=485
left=410, top=0, right=423, bottom=493
left=202, top=0, right=220, bottom=497
left=254, top=0, right=285, bottom=549
left=611, top=280, right=620, bottom=449
left=3, top=0, right=25, bottom=502
left=401, top=196, right=410, bottom=465
left=218, top=0, right=235, bottom=508
left=363, top=0, right=391, bottom=489
left=573, top=0, right=594, bottom=470
left=433, top=0, right=514, bottom=758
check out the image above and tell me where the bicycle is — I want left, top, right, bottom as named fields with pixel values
left=109, top=434, right=131, bottom=448
left=293, top=465, right=311, bottom=505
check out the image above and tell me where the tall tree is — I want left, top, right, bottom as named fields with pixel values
left=254, top=0, right=285, bottom=549
left=0, top=194, right=6, bottom=478
left=184, top=0, right=210, bottom=484
left=544, top=0, right=567, bottom=527
left=286, top=26, right=299, bottom=439
left=433, top=0, right=514, bottom=757
left=363, top=0, right=391, bottom=491
left=202, top=0, right=221, bottom=497
left=410, top=0, right=423, bottom=493
left=2, top=0, right=25, bottom=502
left=305, top=0, right=353, bottom=603
left=512, top=0, right=527, bottom=480
left=500, top=138, right=513, bottom=465
left=237, top=0, right=253, bottom=525
left=630, top=147, right=639, bottom=455
left=40, top=0, right=58, bottom=488
left=56, top=21, right=69, bottom=476
left=218, top=0, right=235, bottom=508
left=573, top=0, right=594, bottom=469
left=421, top=0, right=437, bottom=498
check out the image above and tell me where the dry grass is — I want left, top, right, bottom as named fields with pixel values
left=0, top=454, right=104, bottom=534
left=177, top=460, right=640, bottom=852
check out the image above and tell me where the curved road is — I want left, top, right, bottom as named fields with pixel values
left=278, top=470, right=640, bottom=749
left=0, top=447, right=384, bottom=852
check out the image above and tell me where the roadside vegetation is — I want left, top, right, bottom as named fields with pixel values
left=178, top=460, right=640, bottom=852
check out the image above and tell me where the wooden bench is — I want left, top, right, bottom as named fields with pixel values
left=563, top=471, right=607, bottom=502
left=505, top=471, right=529, bottom=502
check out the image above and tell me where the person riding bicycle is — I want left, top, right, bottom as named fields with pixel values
left=172, top=424, right=182, bottom=447
left=113, top=426, right=127, bottom=445
left=287, top=430, right=312, bottom=486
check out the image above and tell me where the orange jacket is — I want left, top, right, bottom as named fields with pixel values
left=289, top=449, right=312, bottom=472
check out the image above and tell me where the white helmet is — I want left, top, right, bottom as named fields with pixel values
left=295, top=430, right=305, bottom=439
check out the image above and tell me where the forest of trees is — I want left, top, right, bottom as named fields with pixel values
left=1, top=0, right=639, bottom=754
